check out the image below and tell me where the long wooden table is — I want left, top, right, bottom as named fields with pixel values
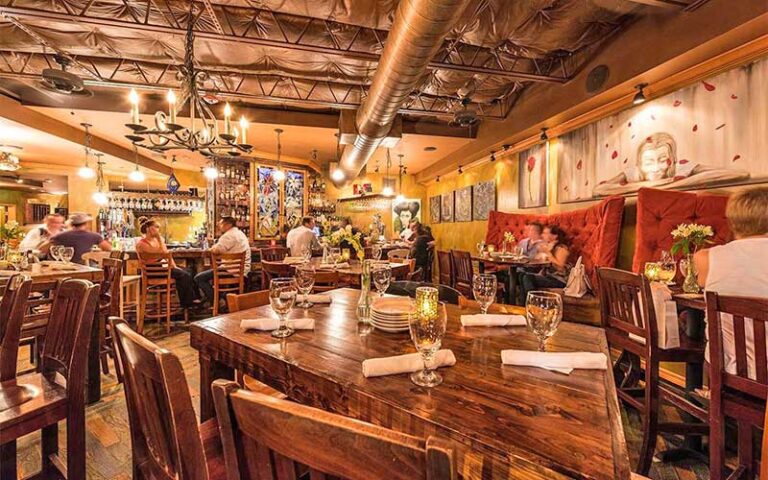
left=190, top=288, right=630, bottom=479
left=261, top=258, right=412, bottom=286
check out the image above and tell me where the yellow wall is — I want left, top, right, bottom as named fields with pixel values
left=0, top=189, right=67, bottom=226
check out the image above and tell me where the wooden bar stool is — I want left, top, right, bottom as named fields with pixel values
left=138, top=252, right=186, bottom=334
left=211, top=252, right=246, bottom=316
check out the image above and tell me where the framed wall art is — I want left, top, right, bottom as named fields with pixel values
left=441, top=191, right=454, bottom=223
left=455, top=186, right=472, bottom=222
left=472, top=180, right=496, bottom=220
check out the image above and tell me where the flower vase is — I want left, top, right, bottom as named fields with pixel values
left=357, top=259, right=372, bottom=322
left=501, top=241, right=508, bottom=254
left=682, top=254, right=700, bottom=294
left=321, top=245, right=329, bottom=264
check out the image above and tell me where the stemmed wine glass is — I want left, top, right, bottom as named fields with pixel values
left=49, top=245, right=63, bottom=262
left=372, top=264, right=392, bottom=297
left=329, top=247, right=341, bottom=266
left=525, top=291, right=563, bottom=352
left=408, top=301, right=448, bottom=388
left=269, top=278, right=298, bottom=338
left=659, top=250, right=677, bottom=285
left=472, top=273, right=497, bottom=314
left=371, top=244, right=383, bottom=261
left=476, top=241, right=486, bottom=257
left=60, top=247, right=75, bottom=264
left=300, top=245, right=312, bottom=263
left=295, top=265, right=315, bottom=309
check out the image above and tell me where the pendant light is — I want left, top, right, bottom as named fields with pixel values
left=382, top=149, right=394, bottom=197
left=330, top=132, right=344, bottom=182
left=167, top=155, right=180, bottom=193
left=128, top=145, right=145, bottom=182
left=78, top=123, right=95, bottom=179
left=92, top=153, right=108, bottom=205
left=633, top=83, right=648, bottom=105
left=394, top=153, right=405, bottom=203
left=273, top=128, right=286, bottom=182
left=203, top=158, right=219, bottom=179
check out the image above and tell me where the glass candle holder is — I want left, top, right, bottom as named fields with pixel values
left=487, top=244, right=496, bottom=255
left=342, top=248, right=351, bottom=261
left=644, top=262, right=660, bottom=282
left=415, top=286, right=439, bottom=321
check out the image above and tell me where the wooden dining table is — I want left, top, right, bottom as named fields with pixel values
left=473, top=254, right=550, bottom=304
left=263, top=257, right=412, bottom=286
left=190, top=288, right=630, bottom=479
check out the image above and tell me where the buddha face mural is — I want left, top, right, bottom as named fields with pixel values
left=638, top=133, right=676, bottom=181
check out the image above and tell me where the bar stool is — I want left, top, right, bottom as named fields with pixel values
left=120, top=274, right=141, bottom=322
left=138, top=253, right=186, bottom=334
left=211, top=252, right=246, bottom=316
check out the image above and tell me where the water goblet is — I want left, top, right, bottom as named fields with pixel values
left=525, top=291, right=563, bottom=352
left=295, top=266, right=315, bottom=309
left=269, top=277, right=298, bottom=338
left=60, top=247, right=75, bottom=264
left=659, top=250, right=677, bottom=284
left=329, top=247, right=341, bottom=266
left=476, top=241, right=486, bottom=256
left=408, top=301, right=447, bottom=388
left=372, top=264, right=392, bottom=297
left=472, top=273, right=497, bottom=314
left=371, top=244, right=383, bottom=261
left=49, top=244, right=62, bottom=262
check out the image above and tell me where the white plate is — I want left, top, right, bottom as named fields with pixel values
left=373, top=323, right=409, bottom=333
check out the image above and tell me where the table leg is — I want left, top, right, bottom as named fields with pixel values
left=199, top=352, right=234, bottom=421
left=86, top=310, right=101, bottom=404
left=507, top=267, right=517, bottom=305
left=478, top=261, right=485, bottom=274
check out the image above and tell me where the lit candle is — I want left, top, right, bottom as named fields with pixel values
left=415, top=286, right=439, bottom=321
left=487, top=244, right=496, bottom=255
left=342, top=249, right=351, bottom=261
left=166, top=89, right=177, bottom=124
left=223, top=103, right=232, bottom=135
left=129, top=88, right=139, bottom=125
left=644, top=262, right=660, bottom=282
left=239, top=116, right=248, bottom=144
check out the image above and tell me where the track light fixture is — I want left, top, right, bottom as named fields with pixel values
left=540, top=128, right=549, bottom=141
left=503, top=144, right=511, bottom=151
left=489, top=151, right=496, bottom=162
left=633, top=83, right=648, bottom=105
left=436, top=176, right=440, bottom=183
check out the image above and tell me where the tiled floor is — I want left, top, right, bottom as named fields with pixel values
left=14, top=327, right=710, bottom=479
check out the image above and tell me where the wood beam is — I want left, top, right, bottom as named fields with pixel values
left=416, top=0, right=768, bottom=183
left=0, top=93, right=172, bottom=175
left=626, top=0, right=689, bottom=9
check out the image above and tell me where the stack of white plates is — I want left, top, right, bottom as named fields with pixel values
left=370, top=297, right=412, bottom=333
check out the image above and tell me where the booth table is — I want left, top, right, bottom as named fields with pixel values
left=473, top=255, right=550, bottom=304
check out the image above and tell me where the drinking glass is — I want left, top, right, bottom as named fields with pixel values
left=295, top=266, right=315, bottom=308
left=60, top=247, right=75, bottom=264
left=372, top=264, right=392, bottom=297
left=513, top=245, right=524, bottom=260
left=329, top=247, right=341, bottom=266
left=525, top=291, right=563, bottom=352
left=300, top=245, right=312, bottom=263
left=269, top=278, right=298, bottom=338
left=476, top=241, right=486, bottom=256
left=49, top=245, right=62, bottom=262
left=472, top=273, right=497, bottom=314
left=659, top=250, right=677, bottom=284
left=408, top=301, right=447, bottom=388
left=371, top=244, right=382, bottom=261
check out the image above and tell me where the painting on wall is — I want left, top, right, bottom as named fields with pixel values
left=472, top=181, right=495, bottom=220
left=518, top=143, right=548, bottom=208
left=455, top=186, right=472, bottom=222
left=558, top=57, right=768, bottom=203
left=392, top=198, right=421, bottom=234
left=284, top=170, right=305, bottom=230
left=429, top=195, right=441, bottom=224
left=441, top=192, right=454, bottom=223
left=257, top=166, right=279, bottom=237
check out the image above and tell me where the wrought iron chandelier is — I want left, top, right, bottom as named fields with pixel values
left=124, top=5, right=252, bottom=158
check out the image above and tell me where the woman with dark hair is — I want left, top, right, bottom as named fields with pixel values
left=135, top=217, right=199, bottom=309
left=409, top=223, right=431, bottom=273
left=394, top=201, right=420, bottom=239
left=518, top=242, right=572, bottom=305
left=536, top=224, right=567, bottom=261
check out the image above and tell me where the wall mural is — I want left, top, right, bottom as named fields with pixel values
left=284, top=170, right=304, bottom=230
left=558, top=57, right=768, bottom=203
left=472, top=180, right=495, bottom=220
left=455, top=186, right=472, bottom=222
left=257, top=166, right=279, bottom=237
left=441, top=192, right=454, bottom=223
left=392, top=198, right=421, bottom=234
left=518, top=143, right=548, bottom=208
left=429, top=195, right=441, bottom=224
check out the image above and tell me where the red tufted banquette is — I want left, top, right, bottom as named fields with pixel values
left=632, top=188, right=732, bottom=273
left=485, top=196, right=625, bottom=289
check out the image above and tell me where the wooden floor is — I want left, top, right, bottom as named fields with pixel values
left=14, top=326, right=710, bottom=479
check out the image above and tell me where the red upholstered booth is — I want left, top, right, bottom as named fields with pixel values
left=632, top=188, right=732, bottom=273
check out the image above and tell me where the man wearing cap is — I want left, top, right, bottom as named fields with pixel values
left=41, top=213, right=111, bottom=264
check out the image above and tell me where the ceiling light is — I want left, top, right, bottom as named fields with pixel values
left=78, top=123, right=95, bottom=178
left=633, top=83, right=648, bottom=105
left=92, top=191, right=108, bottom=205
left=273, top=128, right=286, bottom=181
left=395, top=193, right=405, bottom=203
left=92, top=153, right=108, bottom=205
left=540, top=128, right=549, bottom=141
left=203, top=164, right=219, bottom=180
left=330, top=168, right=344, bottom=182
left=382, top=186, right=394, bottom=197
left=128, top=145, right=145, bottom=182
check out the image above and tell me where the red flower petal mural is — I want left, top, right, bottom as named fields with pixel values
left=673, top=100, right=682, bottom=107
left=576, top=159, right=583, bottom=170
left=715, top=123, right=726, bottom=130
left=692, top=124, right=698, bottom=132
left=611, top=150, right=618, bottom=159
left=702, top=81, right=716, bottom=91
left=733, top=155, right=741, bottom=162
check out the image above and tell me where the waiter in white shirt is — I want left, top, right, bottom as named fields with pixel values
left=19, top=213, right=65, bottom=253
left=194, top=216, right=252, bottom=304
left=286, top=216, right=320, bottom=256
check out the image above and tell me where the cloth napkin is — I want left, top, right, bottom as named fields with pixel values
left=501, top=350, right=607, bottom=375
left=241, top=317, right=315, bottom=331
left=460, top=314, right=526, bottom=327
left=305, top=294, right=332, bottom=304
left=318, top=262, right=350, bottom=269
left=362, top=349, right=456, bottom=378
left=628, top=283, right=680, bottom=349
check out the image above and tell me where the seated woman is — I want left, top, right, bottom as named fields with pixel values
left=518, top=242, right=572, bottom=305
left=694, top=186, right=768, bottom=377
left=135, top=217, right=199, bottom=309
left=409, top=223, right=432, bottom=275
left=535, top=225, right=567, bottom=262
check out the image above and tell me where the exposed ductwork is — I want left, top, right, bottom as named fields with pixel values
left=334, top=0, right=472, bottom=186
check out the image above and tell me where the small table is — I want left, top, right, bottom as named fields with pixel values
left=472, top=255, right=550, bottom=304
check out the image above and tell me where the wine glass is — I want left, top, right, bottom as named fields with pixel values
left=659, top=250, right=677, bottom=284
left=295, top=266, right=315, bottom=309
left=269, top=278, right=298, bottom=338
left=408, top=301, right=447, bottom=388
left=525, top=291, right=563, bottom=352
left=60, top=247, right=75, bottom=264
left=472, top=273, right=497, bottom=314
left=300, top=245, right=312, bottom=263
left=329, top=247, right=341, bottom=266
left=372, top=264, right=392, bottom=297
left=49, top=245, right=62, bottom=262
left=371, top=244, right=382, bottom=261
left=476, top=241, right=486, bottom=256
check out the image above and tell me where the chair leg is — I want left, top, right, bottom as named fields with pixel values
left=138, top=290, right=146, bottom=334
left=0, top=440, right=17, bottom=480
left=636, top=363, right=660, bottom=475
left=737, top=420, right=754, bottom=478
left=41, top=423, right=58, bottom=475
left=99, top=313, right=111, bottom=376
left=66, top=408, right=86, bottom=480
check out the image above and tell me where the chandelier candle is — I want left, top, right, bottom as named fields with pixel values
left=167, top=90, right=177, bottom=124
left=129, top=88, right=140, bottom=126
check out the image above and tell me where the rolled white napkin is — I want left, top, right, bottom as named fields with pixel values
left=460, top=314, right=526, bottom=327
left=362, top=349, right=456, bottom=378
left=318, top=262, right=350, bottom=269
left=501, top=350, right=607, bottom=375
left=305, top=294, right=332, bottom=304
left=241, top=317, right=315, bottom=331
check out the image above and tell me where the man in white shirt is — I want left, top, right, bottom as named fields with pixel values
left=286, top=216, right=319, bottom=256
left=194, top=216, right=252, bottom=304
left=19, top=213, right=65, bottom=253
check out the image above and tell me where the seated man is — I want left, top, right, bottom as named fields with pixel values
left=41, top=213, right=111, bottom=264
left=286, top=216, right=320, bottom=257
left=517, top=221, right=544, bottom=259
left=194, top=216, right=252, bottom=304
left=20, top=213, right=65, bottom=253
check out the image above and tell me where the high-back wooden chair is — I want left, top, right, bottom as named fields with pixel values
left=0, top=279, right=99, bottom=480
left=450, top=250, right=474, bottom=297
left=313, top=269, right=340, bottom=292
left=260, top=247, right=290, bottom=262
left=212, top=380, right=455, bottom=480
left=226, top=290, right=270, bottom=313
left=18, top=279, right=60, bottom=374
left=211, top=252, right=246, bottom=316
left=261, top=260, right=293, bottom=288
left=706, top=292, right=768, bottom=480
left=110, top=317, right=224, bottom=480
left=0, top=275, right=32, bottom=381
left=387, top=248, right=410, bottom=262
left=597, top=267, right=707, bottom=474
left=98, top=257, right=123, bottom=381
left=437, top=250, right=453, bottom=287
left=138, top=252, right=187, bottom=333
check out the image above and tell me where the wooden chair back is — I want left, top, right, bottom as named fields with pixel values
left=450, top=250, right=474, bottom=295
left=458, top=297, right=525, bottom=315
left=212, top=380, right=455, bottom=480
left=762, top=401, right=768, bottom=480
left=81, top=250, right=112, bottom=267
left=313, top=269, right=339, bottom=292
left=111, top=317, right=210, bottom=480
left=385, top=281, right=464, bottom=305
left=212, top=252, right=246, bottom=315
left=138, top=252, right=173, bottom=287
left=0, top=275, right=33, bottom=381
left=100, top=258, right=124, bottom=317
left=227, top=291, right=270, bottom=312
left=437, top=250, right=453, bottom=287
left=260, top=247, right=290, bottom=262
left=597, top=267, right=656, bottom=352
left=407, top=267, right=424, bottom=282
left=261, top=260, right=293, bottom=285
left=387, top=248, right=410, bottom=262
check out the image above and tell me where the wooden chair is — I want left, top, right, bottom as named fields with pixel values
left=424, top=245, right=435, bottom=282
left=458, top=296, right=525, bottom=315
left=211, top=252, right=246, bottom=316
left=0, top=279, right=99, bottom=480
left=313, top=269, right=340, bottom=292
left=437, top=250, right=453, bottom=287
left=597, top=267, right=707, bottom=475
left=407, top=267, right=424, bottom=282
left=450, top=250, right=474, bottom=297
left=138, top=252, right=185, bottom=334
left=762, top=399, right=768, bottom=480
left=706, top=292, right=768, bottom=480
left=261, top=260, right=293, bottom=287
left=260, top=247, right=290, bottom=262
left=0, top=275, right=33, bottom=381
left=212, top=380, right=456, bottom=480
left=109, top=317, right=224, bottom=480
left=98, top=257, right=123, bottom=381
left=81, top=250, right=112, bottom=266
left=18, top=279, right=61, bottom=373
left=387, top=248, right=410, bottom=262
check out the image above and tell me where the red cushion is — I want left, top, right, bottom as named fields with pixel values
left=632, top=188, right=731, bottom=273
left=485, top=196, right=625, bottom=288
